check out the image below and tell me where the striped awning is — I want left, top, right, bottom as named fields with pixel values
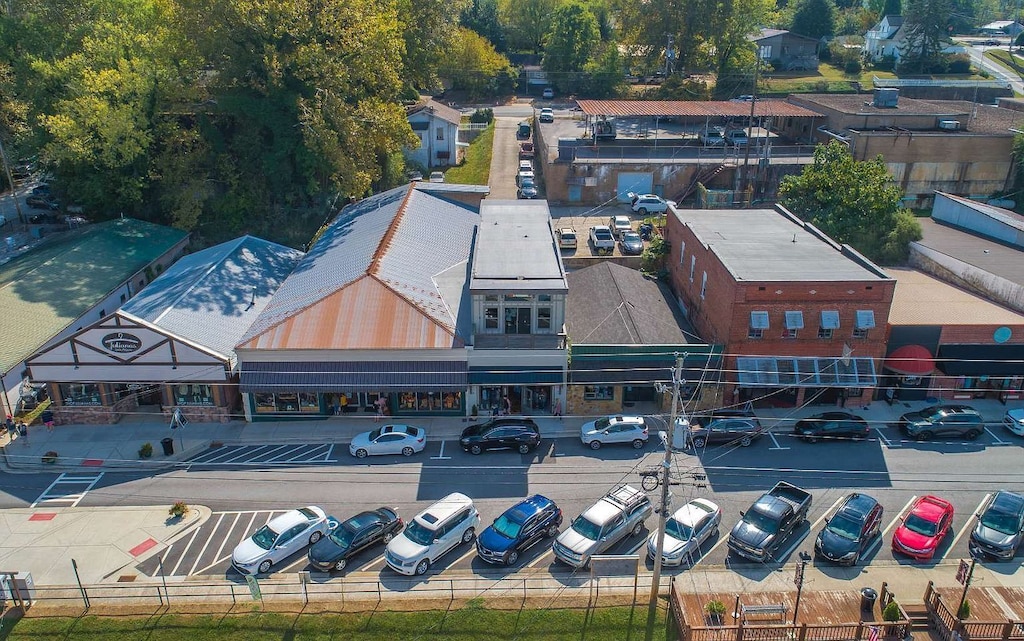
left=240, top=360, right=467, bottom=392
left=737, top=356, right=877, bottom=388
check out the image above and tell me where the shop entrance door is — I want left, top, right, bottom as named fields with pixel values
left=522, top=388, right=533, bottom=415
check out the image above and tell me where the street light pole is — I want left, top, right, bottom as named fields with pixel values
left=645, top=354, right=686, bottom=641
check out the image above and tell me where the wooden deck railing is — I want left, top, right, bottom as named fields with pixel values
left=924, top=581, right=1024, bottom=641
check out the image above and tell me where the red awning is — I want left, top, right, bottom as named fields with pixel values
left=884, top=345, right=935, bottom=376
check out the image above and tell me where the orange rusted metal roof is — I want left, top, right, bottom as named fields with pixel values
left=576, top=99, right=823, bottom=118
left=239, top=275, right=460, bottom=350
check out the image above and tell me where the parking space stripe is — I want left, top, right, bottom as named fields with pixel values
left=985, top=427, right=1009, bottom=445
left=31, top=472, right=104, bottom=508
left=950, top=494, right=989, bottom=552
left=809, top=495, right=847, bottom=533
left=362, top=555, right=388, bottom=571
left=449, top=546, right=479, bottom=568
left=882, top=496, right=918, bottom=537
left=325, top=444, right=336, bottom=462
left=526, top=549, right=553, bottom=569
left=265, top=446, right=311, bottom=463
left=219, top=445, right=277, bottom=464
left=192, top=446, right=254, bottom=464
left=188, top=513, right=230, bottom=576
left=209, top=512, right=246, bottom=569
left=248, top=444, right=294, bottom=463
left=282, top=444, right=327, bottom=462
left=170, top=522, right=204, bottom=576
left=280, top=553, right=313, bottom=573
left=874, top=426, right=894, bottom=448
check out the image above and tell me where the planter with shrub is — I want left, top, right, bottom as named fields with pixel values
left=139, top=442, right=153, bottom=458
left=168, top=500, right=189, bottom=518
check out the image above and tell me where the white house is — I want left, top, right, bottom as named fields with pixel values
left=405, top=99, right=463, bottom=169
left=865, top=15, right=906, bottom=61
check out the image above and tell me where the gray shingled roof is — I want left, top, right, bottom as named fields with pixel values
left=566, top=262, right=700, bottom=344
left=120, top=236, right=302, bottom=358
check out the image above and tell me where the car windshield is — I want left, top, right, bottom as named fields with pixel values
left=251, top=525, right=279, bottom=550
left=665, top=518, right=693, bottom=541
left=572, top=517, right=603, bottom=540
left=594, top=417, right=611, bottom=429
left=980, top=510, right=1020, bottom=536
left=826, top=514, right=862, bottom=541
left=403, top=521, right=435, bottom=546
left=329, top=526, right=357, bottom=549
left=904, top=513, right=938, bottom=537
left=368, top=428, right=382, bottom=441
left=742, top=510, right=779, bottom=534
left=493, top=515, right=523, bottom=539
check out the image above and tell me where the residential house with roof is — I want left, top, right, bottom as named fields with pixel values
left=865, top=15, right=906, bottom=61
left=27, top=236, right=301, bottom=424
left=665, top=205, right=895, bottom=408
left=405, top=99, right=464, bottom=169
left=750, top=29, right=820, bottom=71
left=565, top=262, right=719, bottom=416
left=0, top=218, right=189, bottom=419
left=784, top=93, right=1024, bottom=208
left=235, top=183, right=484, bottom=420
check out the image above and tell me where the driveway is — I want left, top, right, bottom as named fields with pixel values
left=488, top=116, right=524, bottom=199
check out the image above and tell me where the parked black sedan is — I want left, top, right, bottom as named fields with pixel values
left=307, top=508, right=403, bottom=572
left=814, top=492, right=883, bottom=565
left=793, top=412, right=870, bottom=443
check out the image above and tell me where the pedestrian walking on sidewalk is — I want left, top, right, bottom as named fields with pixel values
left=41, top=409, right=54, bottom=432
left=3, top=415, right=13, bottom=436
left=17, top=422, right=27, bottom=446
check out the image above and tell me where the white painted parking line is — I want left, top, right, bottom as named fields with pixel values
left=860, top=533, right=884, bottom=561
left=431, top=441, right=451, bottom=460
left=31, top=472, right=104, bottom=508
left=362, top=555, right=389, bottom=571
left=809, top=495, right=847, bottom=533
left=188, top=512, right=231, bottom=576
left=950, top=494, right=989, bottom=552
left=526, top=549, right=554, bottom=569
left=283, top=444, right=330, bottom=463
left=448, top=545, right=479, bottom=568
left=209, top=512, right=246, bottom=570
left=170, top=521, right=205, bottom=576
left=265, top=446, right=310, bottom=463
left=882, top=496, right=918, bottom=537
left=692, top=529, right=733, bottom=567
left=985, top=427, right=1009, bottom=445
left=197, top=446, right=257, bottom=464
left=874, top=426, right=894, bottom=448
left=325, top=444, right=336, bottom=461
left=767, top=430, right=790, bottom=451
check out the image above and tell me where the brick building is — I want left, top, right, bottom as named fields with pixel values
left=665, top=206, right=895, bottom=408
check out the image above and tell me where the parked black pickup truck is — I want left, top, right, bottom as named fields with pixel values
left=728, top=481, right=812, bottom=562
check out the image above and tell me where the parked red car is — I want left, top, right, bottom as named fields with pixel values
left=892, top=495, right=954, bottom=561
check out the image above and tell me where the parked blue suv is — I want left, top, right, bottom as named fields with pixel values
left=476, top=495, right=563, bottom=566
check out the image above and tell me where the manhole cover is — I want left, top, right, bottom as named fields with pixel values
left=117, top=575, right=136, bottom=583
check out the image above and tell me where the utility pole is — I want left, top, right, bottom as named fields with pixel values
left=645, top=355, right=686, bottom=641
left=742, top=57, right=761, bottom=202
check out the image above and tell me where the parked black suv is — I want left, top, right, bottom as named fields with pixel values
left=793, top=412, right=870, bottom=443
left=970, top=490, right=1024, bottom=560
left=460, top=418, right=541, bottom=454
left=898, top=404, right=984, bottom=441
left=682, top=416, right=762, bottom=449
left=814, top=492, right=883, bottom=565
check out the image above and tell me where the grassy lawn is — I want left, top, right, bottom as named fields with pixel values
left=760, top=63, right=897, bottom=94
left=443, top=122, right=494, bottom=185
left=0, top=606, right=664, bottom=641
left=985, top=49, right=1024, bottom=78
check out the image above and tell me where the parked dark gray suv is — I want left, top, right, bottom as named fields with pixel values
left=897, top=404, right=984, bottom=441
left=970, top=490, right=1024, bottom=560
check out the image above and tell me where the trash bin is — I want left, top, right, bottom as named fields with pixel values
left=861, top=587, right=878, bottom=612
left=161, top=437, right=174, bottom=456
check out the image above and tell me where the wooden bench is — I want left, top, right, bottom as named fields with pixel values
left=741, top=604, right=788, bottom=623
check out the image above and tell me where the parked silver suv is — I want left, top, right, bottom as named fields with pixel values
left=553, top=484, right=652, bottom=568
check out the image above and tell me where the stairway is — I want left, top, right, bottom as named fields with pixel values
left=902, top=603, right=931, bottom=633
left=675, top=164, right=727, bottom=203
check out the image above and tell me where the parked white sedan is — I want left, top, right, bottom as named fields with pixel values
left=349, top=424, right=426, bottom=458
left=646, top=498, right=721, bottom=566
left=231, top=506, right=330, bottom=575
left=1004, top=408, right=1024, bottom=437
left=580, top=415, right=649, bottom=449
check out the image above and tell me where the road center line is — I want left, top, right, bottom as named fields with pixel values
left=882, top=496, right=918, bottom=537
left=950, top=493, right=990, bottom=552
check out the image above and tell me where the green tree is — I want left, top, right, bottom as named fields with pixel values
left=542, top=1, right=600, bottom=91
left=580, top=42, right=626, bottom=97
left=882, top=0, right=902, bottom=15
left=791, top=0, right=836, bottom=39
left=779, top=141, right=922, bottom=264
left=441, top=28, right=518, bottom=98
left=461, top=0, right=507, bottom=51
left=898, top=0, right=952, bottom=73
left=499, top=0, right=558, bottom=53
left=398, top=0, right=471, bottom=90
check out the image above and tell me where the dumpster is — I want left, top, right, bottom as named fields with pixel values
left=161, top=437, right=175, bottom=456
left=861, top=587, right=877, bottom=612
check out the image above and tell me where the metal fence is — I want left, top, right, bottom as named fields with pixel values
left=563, top=142, right=817, bottom=165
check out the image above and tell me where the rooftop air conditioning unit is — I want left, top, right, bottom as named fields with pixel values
left=873, top=88, right=899, bottom=108
left=938, top=120, right=960, bottom=131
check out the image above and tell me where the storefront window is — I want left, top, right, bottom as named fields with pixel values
left=538, top=308, right=551, bottom=330
left=584, top=386, right=614, bottom=400
left=174, top=384, right=214, bottom=405
left=254, top=392, right=319, bottom=413
left=481, top=387, right=503, bottom=412
left=504, top=294, right=531, bottom=302
left=484, top=307, right=499, bottom=330
left=60, top=383, right=103, bottom=406
left=397, top=391, right=461, bottom=412
left=254, top=393, right=276, bottom=413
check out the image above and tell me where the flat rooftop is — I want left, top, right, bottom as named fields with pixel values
left=791, top=95, right=1023, bottom=134
left=576, top=99, right=822, bottom=119
left=471, top=200, right=567, bottom=292
left=887, top=267, right=1024, bottom=325
left=914, top=218, right=1024, bottom=287
left=674, top=208, right=889, bottom=282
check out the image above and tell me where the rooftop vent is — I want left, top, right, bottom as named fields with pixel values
left=938, top=119, right=960, bottom=130
left=873, top=88, right=899, bottom=108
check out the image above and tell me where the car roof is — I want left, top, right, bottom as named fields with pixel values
left=612, top=215, right=630, bottom=222
left=990, top=490, right=1024, bottom=515
left=837, top=493, right=879, bottom=519
left=504, top=495, right=555, bottom=524
left=672, top=498, right=719, bottom=526
left=593, top=225, right=612, bottom=231
left=342, top=510, right=385, bottom=532
left=415, top=493, right=474, bottom=530
left=559, top=228, right=576, bottom=235
left=268, top=508, right=316, bottom=532
left=582, top=485, right=645, bottom=525
left=601, top=415, right=644, bottom=425
left=913, top=496, right=952, bottom=520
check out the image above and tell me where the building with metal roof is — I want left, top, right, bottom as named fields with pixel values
left=27, top=236, right=301, bottom=424
left=236, top=183, right=482, bottom=420
left=0, top=218, right=189, bottom=418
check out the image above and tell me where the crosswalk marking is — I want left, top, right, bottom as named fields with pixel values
left=31, top=472, right=104, bottom=508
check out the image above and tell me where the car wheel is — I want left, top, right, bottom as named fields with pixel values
left=402, top=446, right=415, bottom=456
left=470, top=444, right=482, bottom=455
left=589, top=440, right=602, bottom=450
left=415, top=559, right=430, bottom=575
left=355, top=448, right=368, bottom=459
left=506, top=551, right=520, bottom=566
left=335, top=558, right=347, bottom=572
left=847, top=552, right=860, bottom=567
left=964, top=429, right=980, bottom=441
left=692, top=436, right=707, bottom=449
left=631, top=520, right=644, bottom=537
left=462, top=527, right=476, bottom=544
left=740, top=435, right=752, bottom=447
left=518, top=443, right=531, bottom=454
left=805, top=435, right=818, bottom=444
left=638, top=207, right=648, bottom=215
left=916, top=431, right=934, bottom=442
left=632, top=439, right=646, bottom=449
left=258, top=559, right=272, bottom=574
left=309, top=531, right=323, bottom=544
left=383, top=532, right=395, bottom=544
left=546, top=524, right=559, bottom=537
